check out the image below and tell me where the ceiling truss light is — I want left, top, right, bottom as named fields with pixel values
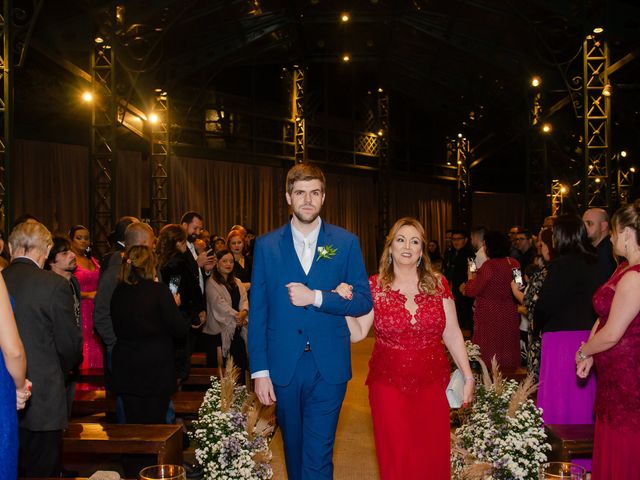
left=341, top=13, right=350, bottom=22
left=81, top=91, right=93, bottom=103
left=593, top=27, right=604, bottom=34
left=531, top=76, right=541, bottom=88
left=342, top=53, right=350, bottom=62
left=541, top=123, right=552, bottom=134
left=602, top=83, right=612, bottom=97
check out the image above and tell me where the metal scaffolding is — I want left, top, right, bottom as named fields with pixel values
left=582, top=34, right=611, bottom=210
left=292, top=67, right=305, bottom=164
left=0, top=1, right=12, bottom=232
left=525, top=89, right=549, bottom=228
left=151, top=91, right=170, bottom=233
left=377, top=92, right=390, bottom=245
left=614, top=152, right=634, bottom=207
left=550, top=179, right=565, bottom=216
left=449, top=137, right=471, bottom=230
left=90, top=36, right=117, bottom=254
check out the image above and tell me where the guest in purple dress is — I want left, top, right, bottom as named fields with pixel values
left=577, top=200, right=640, bottom=479
left=69, top=226, right=102, bottom=380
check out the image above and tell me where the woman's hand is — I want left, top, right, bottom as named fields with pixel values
left=332, top=282, right=353, bottom=300
left=576, top=357, right=594, bottom=379
left=173, top=293, right=181, bottom=307
left=16, top=378, right=32, bottom=410
left=510, top=280, right=520, bottom=297
left=236, top=309, right=248, bottom=326
left=462, top=377, right=475, bottom=407
left=192, top=311, right=206, bottom=329
left=459, top=282, right=467, bottom=296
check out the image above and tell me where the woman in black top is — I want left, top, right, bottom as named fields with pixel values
left=534, top=215, right=608, bottom=430
left=227, top=229, right=252, bottom=290
left=111, top=246, right=188, bottom=425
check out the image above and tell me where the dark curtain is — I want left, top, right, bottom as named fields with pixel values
left=11, top=139, right=144, bottom=237
left=389, top=180, right=454, bottom=253
left=10, top=140, right=455, bottom=273
left=472, top=191, right=525, bottom=233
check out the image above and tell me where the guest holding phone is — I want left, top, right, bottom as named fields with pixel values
left=156, top=224, right=211, bottom=380
left=462, top=230, right=521, bottom=369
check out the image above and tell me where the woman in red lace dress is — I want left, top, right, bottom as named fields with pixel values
left=576, top=200, right=640, bottom=479
left=344, top=217, right=474, bottom=480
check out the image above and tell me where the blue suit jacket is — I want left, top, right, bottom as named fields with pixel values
left=248, top=221, right=373, bottom=386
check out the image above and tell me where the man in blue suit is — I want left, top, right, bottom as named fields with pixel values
left=249, top=163, right=373, bottom=480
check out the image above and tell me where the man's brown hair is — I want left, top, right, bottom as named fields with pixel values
left=286, top=163, right=326, bottom=195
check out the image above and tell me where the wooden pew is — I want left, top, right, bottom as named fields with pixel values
left=63, top=423, right=183, bottom=465
left=71, top=390, right=205, bottom=418
left=545, top=424, right=594, bottom=462
left=184, top=367, right=219, bottom=386
left=77, top=361, right=217, bottom=387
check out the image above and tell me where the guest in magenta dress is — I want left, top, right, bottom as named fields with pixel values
left=463, top=230, right=521, bottom=369
left=534, top=216, right=607, bottom=429
left=577, top=200, right=640, bottom=479
left=69, top=226, right=102, bottom=378
left=344, top=217, right=474, bottom=480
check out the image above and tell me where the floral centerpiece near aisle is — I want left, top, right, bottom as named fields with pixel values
left=451, top=357, right=550, bottom=480
left=190, top=359, right=275, bottom=479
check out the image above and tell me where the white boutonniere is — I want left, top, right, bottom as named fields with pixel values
left=316, top=245, right=337, bottom=261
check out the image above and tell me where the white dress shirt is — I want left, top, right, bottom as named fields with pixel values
left=187, top=241, right=205, bottom=293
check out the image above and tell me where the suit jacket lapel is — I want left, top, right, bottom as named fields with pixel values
left=306, top=221, right=330, bottom=279
left=280, top=223, right=307, bottom=279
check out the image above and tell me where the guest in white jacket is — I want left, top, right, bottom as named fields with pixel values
left=205, top=249, right=249, bottom=383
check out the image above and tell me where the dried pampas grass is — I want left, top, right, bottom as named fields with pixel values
left=507, top=373, right=538, bottom=418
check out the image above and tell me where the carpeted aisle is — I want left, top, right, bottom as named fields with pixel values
left=269, top=337, right=379, bottom=479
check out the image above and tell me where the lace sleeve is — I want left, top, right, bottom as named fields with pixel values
left=439, top=276, right=454, bottom=299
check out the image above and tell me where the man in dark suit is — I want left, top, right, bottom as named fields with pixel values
left=443, top=229, right=475, bottom=332
left=100, top=215, right=138, bottom=272
left=179, top=212, right=213, bottom=378
left=249, top=163, right=373, bottom=480
left=3, top=221, right=83, bottom=477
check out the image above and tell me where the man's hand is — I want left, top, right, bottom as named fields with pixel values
left=203, top=254, right=217, bottom=272
left=192, top=310, right=206, bottom=329
left=254, top=377, right=277, bottom=406
left=196, top=251, right=211, bottom=268
left=285, top=282, right=315, bottom=307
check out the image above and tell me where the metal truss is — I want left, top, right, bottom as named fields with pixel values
left=151, top=91, right=170, bottom=233
left=582, top=34, right=610, bottom=210
left=0, top=1, right=11, bottom=231
left=449, top=137, right=471, bottom=230
left=613, top=152, right=634, bottom=207
left=90, top=36, right=116, bottom=254
left=292, top=67, right=305, bottom=163
left=525, top=90, right=549, bottom=228
left=550, top=179, right=565, bottom=216
left=377, top=92, right=390, bottom=244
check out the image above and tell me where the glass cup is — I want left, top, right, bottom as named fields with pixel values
left=539, top=462, right=587, bottom=480
left=139, top=464, right=186, bottom=480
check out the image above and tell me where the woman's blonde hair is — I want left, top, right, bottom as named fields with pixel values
left=612, top=199, right=640, bottom=245
left=118, top=245, right=157, bottom=285
left=378, top=217, right=441, bottom=294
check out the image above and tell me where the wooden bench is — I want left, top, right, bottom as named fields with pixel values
left=63, top=423, right=183, bottom=465
left=545, top=424, right=595, bottom=462
left=184, top=367, right=219, bottom=386
left=71, top=390, right=205, bottom=417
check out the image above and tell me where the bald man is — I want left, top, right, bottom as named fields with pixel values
left=583, top=208, right=617, bottom=279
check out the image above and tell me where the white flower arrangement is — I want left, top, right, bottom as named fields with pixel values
left=191, top=360, right=275, bottom=479
left=451, top=358, right=550, bottom=480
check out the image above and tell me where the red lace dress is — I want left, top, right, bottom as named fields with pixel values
left=366, top=274, right=452, bottom=480
left=591, top=262, right=640, bottom=479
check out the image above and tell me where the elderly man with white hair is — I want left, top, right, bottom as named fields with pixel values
left=2, top=221, right=82, bottom=477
